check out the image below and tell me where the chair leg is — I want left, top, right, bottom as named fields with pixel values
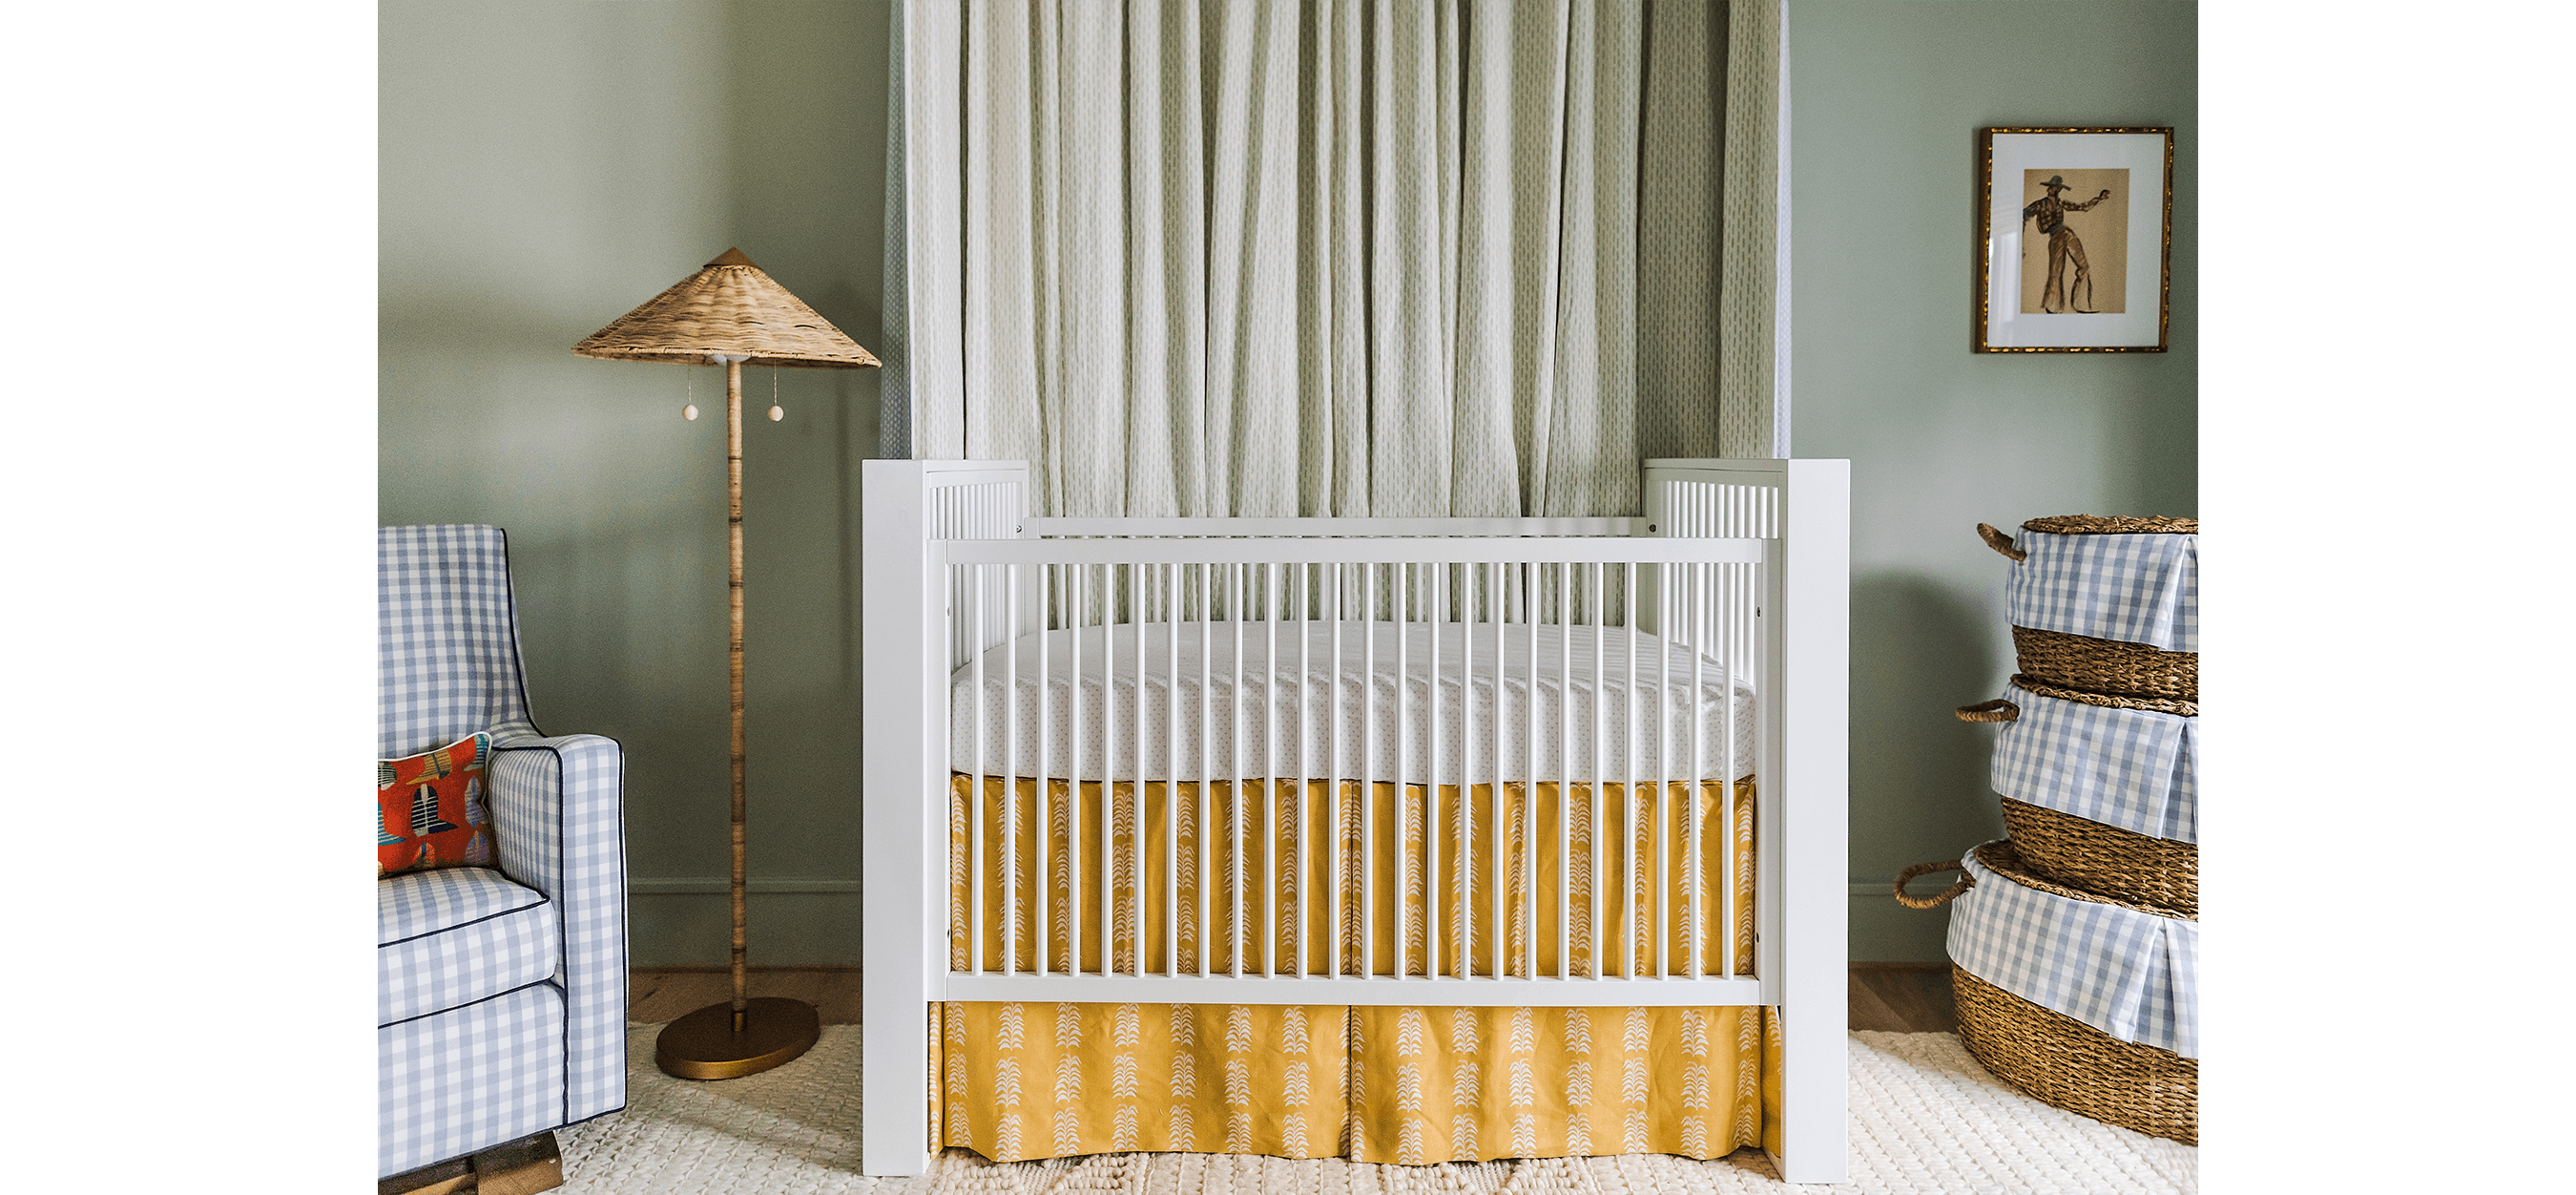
left=469, top=1132, right=563, bottom=1195
left=377, top=1158, right=469, bottom=1195
left=377, top=1132, right=561, bottom=1195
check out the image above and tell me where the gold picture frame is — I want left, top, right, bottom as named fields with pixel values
left=1974, top=127, right=2173, bottom=352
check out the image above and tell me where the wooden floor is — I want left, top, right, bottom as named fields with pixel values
left=631, top=964, right=1956, bottom=1034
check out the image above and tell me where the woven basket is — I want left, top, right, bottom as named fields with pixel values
left=2000, top=797, right=2196, bottom=914
left=2010, top=625, right=2197, bottom=706
left=1951, top=964, right=2198, bottom=1145
left=1955, top=682, right=2193, bottom=725
left=1896, top=841, right=2197, bottom=1144
left=1975, top=515, right=2198, bottom=563
left=2020, top=514, right=2197, bottom=536
left=1978, top=516, right=2198, bottom=707
left=2006, top=671, right=2196, bottom=718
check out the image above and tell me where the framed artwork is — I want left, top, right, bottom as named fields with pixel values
left=1974, top=127, right=2173, bottom=352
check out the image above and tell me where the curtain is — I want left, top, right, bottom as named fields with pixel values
left=883, top=0, right=1782, bottom=518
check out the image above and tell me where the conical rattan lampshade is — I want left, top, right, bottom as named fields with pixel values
left=571, top=248, right=881, bottom=368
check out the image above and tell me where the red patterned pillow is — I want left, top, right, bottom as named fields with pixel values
left=378, top=733, right=495, bottom=877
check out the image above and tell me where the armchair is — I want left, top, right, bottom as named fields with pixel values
left=379, top=525, right=628, bottom=1179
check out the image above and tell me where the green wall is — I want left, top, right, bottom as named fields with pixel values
left=382, top=0, right=2192, bottom=968
left=381, top=0, right=891, bottom=964
left=1788, top=1, right=2196, bottom=960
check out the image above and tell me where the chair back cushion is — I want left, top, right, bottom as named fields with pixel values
left=380, top=526, right=539, bottom=757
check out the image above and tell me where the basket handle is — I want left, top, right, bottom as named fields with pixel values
left=1895, top=860, right=1972, bottom=909
left=1977, top=522, right=2026, bottom=562
left=1956, top=699, right=2020, bottom=723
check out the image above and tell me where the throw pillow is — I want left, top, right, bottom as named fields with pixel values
left=379, top=732, right=494, bottom=877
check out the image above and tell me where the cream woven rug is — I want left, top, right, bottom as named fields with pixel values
left=558, top=1026, right=2193, bottom=1195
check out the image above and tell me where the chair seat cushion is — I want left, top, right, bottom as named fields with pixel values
left=380, top=866, right=559, bottom=1026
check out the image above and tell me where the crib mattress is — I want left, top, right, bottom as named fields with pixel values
left=950, top=621, right=1758, bottom=784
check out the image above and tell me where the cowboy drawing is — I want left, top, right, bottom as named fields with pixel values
left=2023, top=174, right=2112, bottom=313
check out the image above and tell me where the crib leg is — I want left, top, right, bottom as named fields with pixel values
left=1770, top=458, right=1852, bottom=1185
left=861, top=1005, right=933, bottom=1176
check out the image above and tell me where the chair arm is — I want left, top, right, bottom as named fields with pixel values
left=488, top=731, right=628, bottom=1122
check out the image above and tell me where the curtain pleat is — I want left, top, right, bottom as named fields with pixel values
left=887, top=0, right=1779, bottom=517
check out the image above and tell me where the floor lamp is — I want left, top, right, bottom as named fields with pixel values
left=573, top=248, right=880, bottom=1080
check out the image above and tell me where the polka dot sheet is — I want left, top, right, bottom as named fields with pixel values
left=949, top=621, right=1758, bottom=784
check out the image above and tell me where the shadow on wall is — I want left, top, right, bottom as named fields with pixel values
left=1849, top=572, right=2006, bottom=892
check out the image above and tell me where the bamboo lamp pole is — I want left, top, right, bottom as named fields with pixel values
left=574, top=248, right=879, bottom=1080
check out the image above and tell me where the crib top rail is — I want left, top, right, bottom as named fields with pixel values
left=1022, top=515, right=1648, bottom=539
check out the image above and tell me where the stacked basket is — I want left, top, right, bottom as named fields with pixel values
left=1899, top=515, right=2199, bottom=1144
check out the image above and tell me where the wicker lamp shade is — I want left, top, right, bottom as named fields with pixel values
left=571, top=248, right=882, bottom=369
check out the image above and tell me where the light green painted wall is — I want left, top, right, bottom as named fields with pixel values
left=381, top=0, right=891, bottom=964
left=1788, top=1, right=2195, bottom=960
left=382, top=0, right=2191, bottom=968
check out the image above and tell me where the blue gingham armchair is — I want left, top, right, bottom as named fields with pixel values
left=379, top=525, right=628, bottom=1178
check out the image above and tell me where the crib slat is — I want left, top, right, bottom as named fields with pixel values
left=1555, top=561, right=1569, bottom=981
left=1329, top=562, right=1344, bottom=979
left=1690, top=557, right=1705, bottom=978
left=1196, top=565, right=1212, bottom=978
left=1230, top=562, right=1244, bottom=979
left=1360, top=561, right=1375, bottom=983
left=1656, top=559, right=1670, bottom=981
left=1061, top=563, right=1071, bottom=973
left=1576, top=561, right=1597, bottom=978
left=1032, top=564, right=1048, bottom=977
left=1425, top=561, right=1441, bottom=984
left=1004, top=563, right=1018, bottom=978
left=1504, top=563, right=1514, bottom=983
left=1127, top=563, right=1143, bottom=976
left=1393, top=564, right=1408, bottom=980
left=1263, top=560, right=1278, bottom=979
left=1087, top=566, right=1103, bottom=977
left=1607, top=561, right=1628, bottom=978
left=1464, top=562, right=1485, bottom=979
left=1165, top=562, right=1179, bottom=978
left=1297, top=563, right=1311, bottom=976
left=1126, top=563, right=1143, bottom=976
left=1623, top=559, right=1639, bottom=979
left=1723, top=559, right=1738, bottom=979
left=1590, top=561, right=1606, bottom=980
left=970, top=563, right=986, bottom=979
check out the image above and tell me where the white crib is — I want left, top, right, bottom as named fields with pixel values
left=862, top=458, right=1848, bottom=1183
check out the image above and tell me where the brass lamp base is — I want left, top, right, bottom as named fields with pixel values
left=654, top=996, right=821, bottom=1080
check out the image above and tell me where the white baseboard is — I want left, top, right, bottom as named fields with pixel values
left=1849, top=876, right=1951, bottom=964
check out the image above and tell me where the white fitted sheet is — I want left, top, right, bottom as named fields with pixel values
left=949, top=620, right=1756, bottom=784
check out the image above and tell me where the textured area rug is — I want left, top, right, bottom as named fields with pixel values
left=558, top=1026, right=2193, bottom=1195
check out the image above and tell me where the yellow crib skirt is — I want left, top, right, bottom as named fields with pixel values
left=935, top=775, right=1776, bottom=1164
left=930, top=1001, right=1783, bottom=1164
left=948, top=776, right=1757, bottom=978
